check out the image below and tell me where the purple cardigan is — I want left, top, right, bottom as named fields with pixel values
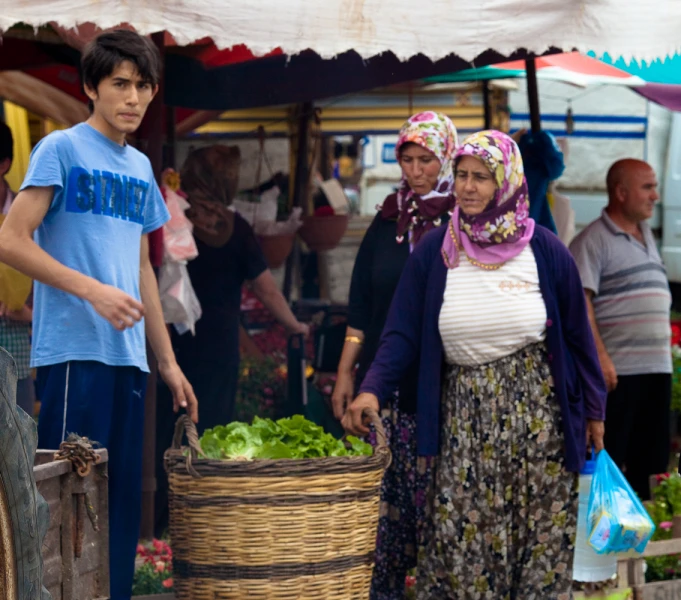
left=359, top=224, right=607, bottom=472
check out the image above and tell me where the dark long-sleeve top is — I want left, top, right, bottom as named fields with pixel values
left=359, top=223, right=607, bottom=473
left=173, top=213, right=268, bottom=361
left=347, top=208, right=419, bottom=413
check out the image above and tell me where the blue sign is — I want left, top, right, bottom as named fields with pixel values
left=382, top=143, right=398, bottom=163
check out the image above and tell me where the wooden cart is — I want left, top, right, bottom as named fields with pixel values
left=34, top=448, right=109, bottom=600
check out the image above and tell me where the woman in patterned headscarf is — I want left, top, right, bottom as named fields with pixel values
left=343, top=130, right=607, bottom=599
left=331, top=111, right=458, bottom=600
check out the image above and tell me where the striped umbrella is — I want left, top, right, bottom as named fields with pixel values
left=427, top=52, right=646, bottom=88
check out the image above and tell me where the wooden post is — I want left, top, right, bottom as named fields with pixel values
left=164, top=106, right=176, bottom=170
left=60, top=473, right=74, bottom=600
left=145, top=32, right=166, bottom=182
left=138, top=31, right=166, bottom=541
left=525, top=57, right=541, bottom=134
left=482, top=80, right=492, bottom=130
left=283, top=102, right=313, bottom=302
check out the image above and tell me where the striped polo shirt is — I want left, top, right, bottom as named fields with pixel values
left=569, top=210, right=671, bottom=376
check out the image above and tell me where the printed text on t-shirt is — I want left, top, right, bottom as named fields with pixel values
left=65, top=166, right=149, bottom=224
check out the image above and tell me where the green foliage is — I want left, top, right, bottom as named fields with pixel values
left=645, top=554, right=681, bottom=583
left=672, top=347, right=681, bottom=412
left=132, top=563, right=172, bottom=596
left=234, top=357, right=286, bottom=423
left=645, top=473, right=681, bottom=582
left=132, top=539, right=173, bottom=596
left=651, top=472, right=681, bottom=523
left=199, top=415, right=373, bottom=460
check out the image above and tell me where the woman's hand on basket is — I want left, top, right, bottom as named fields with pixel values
left=341, top=393, right=379, bottom=436
left=331, top=371, right=355, bottom=420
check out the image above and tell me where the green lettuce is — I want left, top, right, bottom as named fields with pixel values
left=198, top=415, right=373, bottom=460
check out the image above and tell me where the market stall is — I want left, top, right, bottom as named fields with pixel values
left=1, top=4, right=681, bottom=599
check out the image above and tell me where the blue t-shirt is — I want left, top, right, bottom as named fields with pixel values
left=20, top=123, right=170, bottom=372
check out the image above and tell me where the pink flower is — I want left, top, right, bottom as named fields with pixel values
left=411, top=112, right=436, bottom=123
left=152, top=539, right=164, bottom=553
left=516, top=201, right=529, bottom=223
left=156, top=561, right=167, bottom=572
left=263, top=387, right=273, bottom=395
left=660, top=521, right=674, bottom=530
left=470, top=222, right=485, bottom=238
left=136, top=544, right=147, bottom=556
left=162, top=578, right=174, bottom=589
left=405, top=575, right=416, bottom=587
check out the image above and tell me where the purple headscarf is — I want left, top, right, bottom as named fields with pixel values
left=381, top=111, right=458, bottom=248
left=441, top=130, right=535, bottom=270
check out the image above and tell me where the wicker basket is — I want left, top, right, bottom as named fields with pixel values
left=164, top=412, right=390, bottom=600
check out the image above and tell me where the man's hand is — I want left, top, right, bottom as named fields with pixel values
left=341, top=393, right=380, bottom=436
left=586, top=419, right=605, bottom=452
left=88, top=282, right=145, bottom=331
left=158, top=361, right=199, bottom=423
left=331, top=371, right=355, bottom=420
left=599, top=353, right=618, bottom=392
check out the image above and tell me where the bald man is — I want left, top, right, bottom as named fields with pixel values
left=569, top=159, right=671, bottom=500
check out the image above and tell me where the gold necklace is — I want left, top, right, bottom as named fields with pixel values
left=449, top=221, right=506, bottom=271
left=462, top=252, right=506, bottom=271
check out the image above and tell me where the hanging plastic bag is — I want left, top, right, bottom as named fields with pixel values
left=158, top=261, right=202, bottom=336
left=587, top=449, right=655, bottom=555
left=162, top=187, right=198, bottom=263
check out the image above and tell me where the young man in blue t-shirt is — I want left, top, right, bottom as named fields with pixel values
left=0, top=30, right=198, bottom=599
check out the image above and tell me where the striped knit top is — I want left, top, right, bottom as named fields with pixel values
left=569, top=210, right=672, bottom=375
left=438, top=245, right=548, bottom=366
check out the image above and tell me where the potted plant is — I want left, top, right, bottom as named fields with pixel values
left=298, top=206, right=349, bottom=253
left=631, top=473, right=681, bottom=594
left=132, top=539, right=175, bottom=599
left=650, top=472, right=681, bottom=538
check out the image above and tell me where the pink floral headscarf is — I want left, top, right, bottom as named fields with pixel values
left=441, top=130, right=535, bottom=269
left=381, top=111, right=458, bottom=247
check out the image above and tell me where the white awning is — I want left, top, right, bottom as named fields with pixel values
left=1, top=0, right=679, bottom=63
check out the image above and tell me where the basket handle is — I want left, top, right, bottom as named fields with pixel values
left=171, top=410, right=388, bottom=475
left=363, top=408, right=388, bottom=454
left=172, top=414, right=206, bottom=478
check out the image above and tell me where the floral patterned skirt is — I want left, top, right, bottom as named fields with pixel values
left=368, top=401, right=433, bottom=600
left=417, top=342, right=578, bottom=600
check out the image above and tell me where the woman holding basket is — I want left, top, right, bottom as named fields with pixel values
left=343, top=130, right=607, bottom=599
left=332, top=111, right=458, bottom=599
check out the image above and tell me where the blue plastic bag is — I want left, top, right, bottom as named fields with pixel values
left=586, top=449, right=655, bottom=555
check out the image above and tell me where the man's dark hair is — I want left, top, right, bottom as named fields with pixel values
left=81, top=30, right=162, bottom=109
left=0, top=122, right=13, bottom=164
